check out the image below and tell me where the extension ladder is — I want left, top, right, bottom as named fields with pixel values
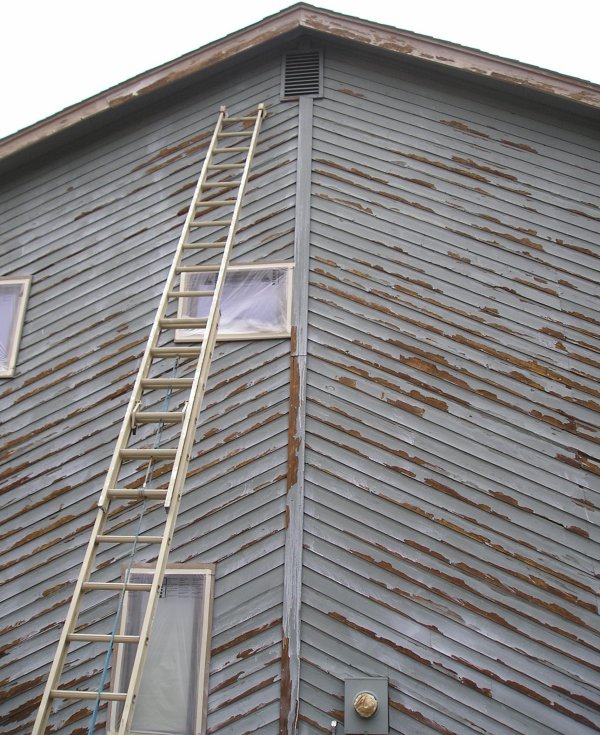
left=31, top=103, right=267, bottom=735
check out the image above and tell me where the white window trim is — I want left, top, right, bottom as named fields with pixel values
left=109, top=564, right=215, bottom=735
left=0, top=276, right=31, bottom=378
left=177, top=262, right=293, bottom=341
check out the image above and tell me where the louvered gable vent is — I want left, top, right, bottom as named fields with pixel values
left=281, top=50, right=322, bottom=99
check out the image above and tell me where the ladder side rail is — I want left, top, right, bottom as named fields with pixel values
left=32, top=108, right=230, bottom=735
left=116, top=104, right=266, bottom=735
left=97, top=108, right=227, bottom=508
left=31, top=511, right=107, bottom=735
left=164, top=102, right=266, bottom=511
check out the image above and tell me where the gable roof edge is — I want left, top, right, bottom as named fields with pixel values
left=1, top=3, right=599, bottom=163
left=299, top=5, right=600, bottom=108
left=0, top=5, right=304, bottom=162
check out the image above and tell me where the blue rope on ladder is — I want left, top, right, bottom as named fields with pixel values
left=88, top=359, right=179, bottom=734
left=88, top=502, right=147, bottom=735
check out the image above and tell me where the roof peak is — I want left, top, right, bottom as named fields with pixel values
left=2, top=2, right=599, bottom=163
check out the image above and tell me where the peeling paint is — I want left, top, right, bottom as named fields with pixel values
left=440, top=120, right=491, bottom=138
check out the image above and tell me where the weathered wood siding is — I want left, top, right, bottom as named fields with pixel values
left=1, top=34, right=599, bottom=735
left=0, top=53, right=296, bottom=735
left=300, top=46, right=600, bottom=734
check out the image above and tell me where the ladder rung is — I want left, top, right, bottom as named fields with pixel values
left=218, top=131, right=253, bottom=137
left=151, top=346, right=202, bottom=357
left=223, top=116, right=257, bottom=122
left=141, top=378, right=193, bottom=389
left=208, top=163, right=245, bottom=170
left=82, top=581, right=153, bottom=591
left=159, top=317, right=208, bottom=328
left=106, top=488, right=169, bottom=500
left=214, top=146, right=250, bottom=153
left=68, top=633, right=141, bottom=644
left=196, top=200, right=236, bottom=206
left=202, top=181, right=241, bottom=188
left=176, top=265, right=220, bottom=273
left=192, top=220, right=231, bottom=226
left=183, top=241, right=225, bottom=249
left=96, top=534, right=164, bottom=544
left=167, top=290, right=214, bottom=298
left=51, top=689, right=127, bottom=702
left=119, top=448, right=177, bottom=459
left=132, top=411, right=185, bottom=424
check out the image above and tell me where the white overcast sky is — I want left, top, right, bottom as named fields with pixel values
left=2, top=0, right=599, bottom=140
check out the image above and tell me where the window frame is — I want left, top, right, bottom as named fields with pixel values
left=176, top=262, right=293, bottom=341
left=109, top=564, right=215, bottom=735
left=0, top=276, right=31, bottom=378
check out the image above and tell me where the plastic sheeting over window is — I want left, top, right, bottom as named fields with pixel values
left=0, top=278, right=30, bottom=377
left=179, top=264, right=292, bottom=340
left=111, top=568, right=214, bottom=735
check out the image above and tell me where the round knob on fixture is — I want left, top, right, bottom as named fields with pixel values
left=353, top=691, right=378, bottom=718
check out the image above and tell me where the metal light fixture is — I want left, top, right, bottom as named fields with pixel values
left=353, top=690, right=378, bottom=718
left=344, top=678, right=388, bottom=734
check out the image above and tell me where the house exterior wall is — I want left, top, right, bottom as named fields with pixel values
left=0, top=35, right=599, bottom=735
left=0, top=52, right=297, bottom=735
left=300, top=44, right=600, bottom=734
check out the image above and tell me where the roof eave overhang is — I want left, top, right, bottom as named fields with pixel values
left=301, top=6, right=600, bottom=107
left=2, top=2, right=599, bottom=162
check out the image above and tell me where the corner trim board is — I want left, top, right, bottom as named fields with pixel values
left=281, top=94, right=313, bottom=734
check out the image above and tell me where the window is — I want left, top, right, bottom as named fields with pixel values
left=110, top=566, right=214, bottom=735
left=177, top=263, right=292, bottom=341
left=0, top=277, right=31, bottom=378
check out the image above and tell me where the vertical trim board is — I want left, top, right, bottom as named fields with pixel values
left=281, top=95, right=313, bottom=735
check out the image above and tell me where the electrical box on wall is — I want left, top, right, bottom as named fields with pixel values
left=344, top=678, right=388, bottom=734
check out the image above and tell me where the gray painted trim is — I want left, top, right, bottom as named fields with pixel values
left=281, top=95, right=313, bottom=734
left=292, top=96, right=312, bottom=355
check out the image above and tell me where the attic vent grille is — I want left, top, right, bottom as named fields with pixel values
left=282, top=51, right=322, bottom=99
